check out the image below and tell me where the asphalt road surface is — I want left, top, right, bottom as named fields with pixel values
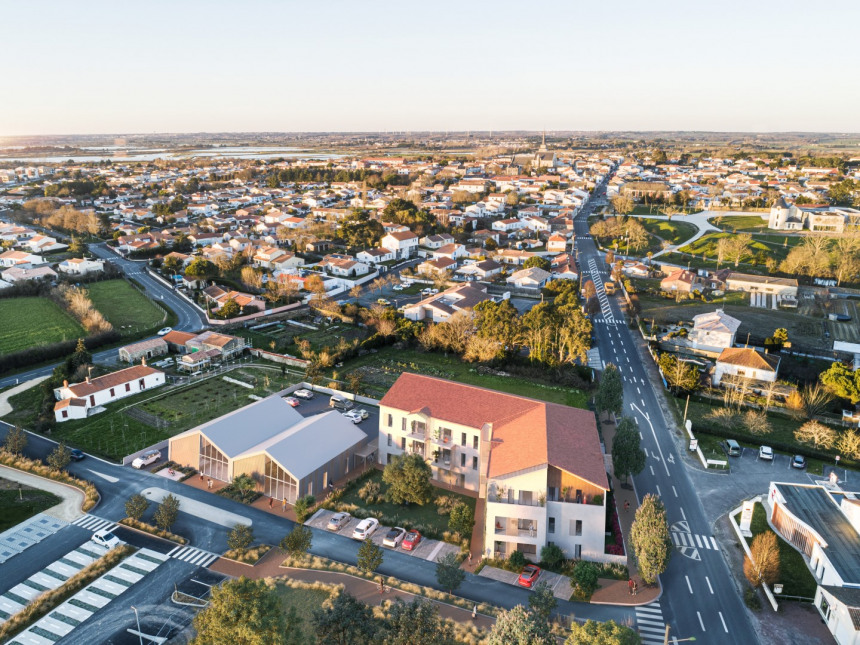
left=574, top=172, right=759, bottom=644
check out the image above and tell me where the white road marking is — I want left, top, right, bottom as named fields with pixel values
left=637, top=387, right=641, bottom=394
left=86, top=470, right=119, bottom=483
left=697, top=611, right=706, bottom=631
left=711, top=537, right=719, bottom=550
left=672, top=486, right=678, bottom=497
left=640, top=432, right=644, bottom=440
left=650, top=465, right=655, bottom=475
left=141, top=487, right=251, bottom=527
left=656, top=485, right=662, bottom=497
left=706, top=576, right=714, bottom=594
left=685, top=575, right=693, bottom=594
left=680, top=507, right=687, bottom=521
left=641, top=398, right=646, bottom=406
left=631, top=402, right=670, bottom=476
left=694, top=534, right=703, bottom=548
left=719, top=612, right=728, bottom=632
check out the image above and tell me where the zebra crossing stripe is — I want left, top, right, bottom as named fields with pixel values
left=168, top=546, right=218, bottom=567
left=671, top=532, right=718, bottom=550
left=71, top=515, right=117, bottom=533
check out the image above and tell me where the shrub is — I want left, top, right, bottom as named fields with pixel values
left=448, top=503, right=474, bottom=540
left=0, top=448, right=98, bottom=511
left=744, top=587, right=762, bottom=611
left=435, top=495, right=458, bottom=516
left=118, top=518, right=186, bottom=544
left=570, top=560, right=600, bottom=600
left=227, top=524, right=254, bottom=552
left=508, top=550, right=526, bottom=569
left=540, top=544, right=565, bottom=570
left=358, top=480, right=382, bottom=505
left=293, top=494, right=316, bottom=523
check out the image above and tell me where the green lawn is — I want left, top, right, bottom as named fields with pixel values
left=340, top=347, right=589, bottom=409
left=273, top=582, right=333, bottom=641
left=337, top=470, right=476, bottom=537
left=0, top=485, right=61, bottom=531
left=0, top=297, right=84, bottom=354
left=87, top=280, right=166, bottom=336
left=708, top=215, right=769, bottom=231
left=2, top=367, right=297, bottom=461
left=677, top=232, right=789, bottom=264
left=736, top=503, right=818, bottom=598
left=639, top=218, right=699, bottom=245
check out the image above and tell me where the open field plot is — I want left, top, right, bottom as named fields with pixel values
left=0, top=482, right=61, bottom=532
left=341, top=347, right=589, bottom=409
left=236, top=320, right=369, bottom=354
left=336, top=470, right=476, bottom=537
left=678, top=232, right=791, bottom=265
left=86, top=279, right=166, bottom=336
left=639, top=218, right=699, bottom=245
left=636, top=295, right=831, bottom=349
left=0, top=297, right=84, bottom=354
left=708, top=214, right=769, bottom=231
left=273, top=582, right=332, bottom=640
left=630, top=205, right=697, bottom=216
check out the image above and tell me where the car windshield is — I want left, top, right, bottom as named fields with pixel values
left=102, top=532, right=116, bottom=541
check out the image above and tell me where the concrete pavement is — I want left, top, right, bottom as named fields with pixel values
left=0, top=464, right=85, bottom=522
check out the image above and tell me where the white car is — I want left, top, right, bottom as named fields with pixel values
left=131, top=449, right=162, bottom=469
left=392, top=284, right=404, bottom=291
left=353, top=408, right=370, bottom=420
left=759, top=446, right=774, bottom=461
left=326, top=512, right=351, bottom=532
left=352, top=518, right=379, bottom=540
left=92, top=528, right=121, bottom=549
left=157, top=327, right=173, bottom=336
left=341, top=410, right=363, bottom=424
left=294, top=389, right=314, bottom=400
left=383, top=527, right=406, bottom=548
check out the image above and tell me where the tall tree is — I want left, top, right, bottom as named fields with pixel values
left=487, top=605, right=554, bottom=645
left=383, top=599, right=456, bottom=645
left=3, top=425, right=27, bottom=455
left=383, top=453, right=432, bottom=506
left=595, top=364, right=623, bottom=417
left=280, top=524, right=313, bottom=558
left=124, top=494, right=149, bottom=521
left=821, top=361, right=860, bottom=404
left=630, top=494, right=671, bottom=585
left=657, top=353, right=700, bottom=393
left=528, top=582, right=557, bottom=623
left=357, top=537, right=383, bottom=574
left=193, top=577, right=300, bottom=645
left=612, top=417, right=646, bottom=484
left=46, top=442, right=71, bottom=471
left=744, top=531, right=780, bottom=589
left=448, top=503, right=474, bottom=540
left=153, top=493, right=180, bottom=531
left=523, top=256, right=551, bottom=271
left=435, top=551, right=465, bottom=594
left=311, top=592, right=377, bottom=645
left=227, top=524, right=254, bottom=552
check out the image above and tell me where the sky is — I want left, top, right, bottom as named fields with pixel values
left=1, top=0, right=859, bottom=135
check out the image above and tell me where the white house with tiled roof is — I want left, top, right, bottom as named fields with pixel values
left=378, top=374, right=609, bottom=563
left=713, top=347, right=780, bottom=385
left=54, top=364, right=165, bottom=422
left=381, top=230, right=419, bottom=259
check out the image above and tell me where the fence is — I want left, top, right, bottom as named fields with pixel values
left=248, top=348, right=310, bottom=369
left=684, top=420, right=728, bottom=470
left=728, top=497, right=779, bottom=611
left=122, top=439, right=170, bottom=466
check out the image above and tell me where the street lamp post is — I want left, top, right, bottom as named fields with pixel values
left=663, top=624, right=696, bottom=644
left=131, top=606, right=143, bottom=645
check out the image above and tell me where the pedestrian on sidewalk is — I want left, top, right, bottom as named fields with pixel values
left=472, top=604, right=477, bottom=620
left=468, top=552, right=472, bottom=564
left=282, top=497, right=286, bottom=511
left=208, top=478, right=213, bottom=490
left=268, top=497, right=273, bottom=509
left=632, top=580, right=638, bottom=596
left=628, top=578, right=634, bottom=595
left=624, top=501, right=630, bottom=512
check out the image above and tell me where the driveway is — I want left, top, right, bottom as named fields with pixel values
left=477, top=564, right=572, bottom=600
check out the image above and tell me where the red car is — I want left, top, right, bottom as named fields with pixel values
left=517, top=564, right=541, bottom=588
left=401, top=530, right=422, bottom=551
left=284, top=397, right=300, bottom=407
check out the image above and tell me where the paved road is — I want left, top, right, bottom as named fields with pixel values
left=575, top=173, right=759, bottom=644
left=0, top=243, right=207, bottom=389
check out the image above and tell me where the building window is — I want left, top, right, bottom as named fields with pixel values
left=575, top=520, right=582, bottom=536
left=109, top=388, right=115, bottom=397
left=387, top=434, right=392, bottom=447
left=387, top=414, right=392, bottom=427
left=125, top=383, right=130, bottom=392
left=472, top=456, right=478, bottom=470
left=548, top=517, right=555, bottom=534
left=460, top=453, right=466, bottom=467
left=263, top=457, right=297, bottom=503
left=400, top=437, right=406, bottom=451
left=473, top=436, right=479, bottom=450
left=62, top=410, right=68, bottom=419
left=200, top=436, right=229, bottom=482
left=401, top=418, right=406, bottom=431
left=574, top=544, right=581, bottom=559
left=461, top=432, right=466, bottom=446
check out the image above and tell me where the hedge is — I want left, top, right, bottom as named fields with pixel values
left=0, top=449, right=99, bottom=511
left=0, top=329, right=121, bottom=373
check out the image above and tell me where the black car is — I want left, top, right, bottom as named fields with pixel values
left=69, top=449, right=86, bottom=461
left=791, top=455, right=807, bottom=469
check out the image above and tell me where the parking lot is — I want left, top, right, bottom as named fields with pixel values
left=288, top=390, right=379, bottom=441
left=307, top=509, right=461, bottom=563
left=477, top=564, right=573, bottom=599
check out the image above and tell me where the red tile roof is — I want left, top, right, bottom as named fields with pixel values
left=380, top=374, right=607, bottom=489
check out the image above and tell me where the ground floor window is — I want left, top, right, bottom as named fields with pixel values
left=263, top=458, right=297, bottom=503
left=199, top=436, right=228, bottom=481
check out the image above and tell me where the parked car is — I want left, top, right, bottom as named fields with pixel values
left=377, top=298, right=391, bottom=306
left=284, top=396, right=300, bottom=407
left=157, top=327, right=173, bottom=336
left=517, top=564, right=541, bottom=588
left=792, top=455, right=807, bottom=469
left=69, top=448, right=86, bottom=461
left=294, top=389, right=314, bottom=400
left=131, top=449, right=162, bottom=469
left=392, top=284, right=404, bottom=291
left=758, top=446, right=774, bottom=461
left=402, top=530, right=422, bottom=551
left=326, top=512, right=351, bottom=532
left=91, top=528, right=121, bottom=549
left=383, top=527, right=406, bottom=548
left=722, top=439, right=741, bottom=457
left=341, top=410, right=363, bottom=424
left=353, top=408, right=370, bottom=420
left=352, top=518, right=379, bottom=540
left=329, top=395, right=353, bottom=411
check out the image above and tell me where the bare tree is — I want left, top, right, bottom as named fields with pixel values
left=837, top=429, right=860, bottom=460
left=744, top=531, right=780, bottom=588
left=794, top=420, right=837, bottom=449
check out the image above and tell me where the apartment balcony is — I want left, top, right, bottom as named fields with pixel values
left=430, top=432, right=454, bottom=447
left=493, top=516, right=538, bottom=538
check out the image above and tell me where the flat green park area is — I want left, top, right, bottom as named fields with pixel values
left=0, top=297, right=84, bottom=354
left=87, top=279, right=166, bottom=336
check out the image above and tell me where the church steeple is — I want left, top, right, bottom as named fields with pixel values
left=539, top=130, right=547, bottom=151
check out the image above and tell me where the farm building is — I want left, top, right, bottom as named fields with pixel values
left=118, top=338, right=168, bottom=363
left=54, top=364, right=165, bottom=422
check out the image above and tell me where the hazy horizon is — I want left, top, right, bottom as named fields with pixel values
left=3, top=0, right=859, bottom=136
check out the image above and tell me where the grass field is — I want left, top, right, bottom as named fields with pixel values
left=2, top=366, right=296, bottom=461
left=273, top=582, right=332, bottom=641
left=639, top=218, right=699, bottom=246
left=86, top=280, right=166, bottom=337
left=735, top=503, right=818, bottom=598
left=708, top=214, right=769, bottom=231
left=340, top=347, right=590, bottom=409
left=337, top=470, right=476, bottom=536
left=0, top=297, right=84, bottom=354
left=0, top=483, right=61, bottom=532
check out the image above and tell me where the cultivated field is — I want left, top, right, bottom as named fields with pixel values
left=86, top=279, right=165, bottom=336
left=0, top=297, right=84, bottom=354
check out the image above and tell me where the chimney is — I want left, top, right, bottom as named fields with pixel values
left=141, top=357, right=147, bottom=366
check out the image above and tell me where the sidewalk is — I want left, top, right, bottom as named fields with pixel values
left=589, top=416, right=660, bottom=606
left=210, top=546, right=495, bottom=631
left=0, top=464, right=85, bottom=522
left=0, top=376, right=49, bottom=416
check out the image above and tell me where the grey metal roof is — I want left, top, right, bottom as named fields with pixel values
left=188, top=396, right=304, bottom=458
left=237, top=410, right=367, bottom=481
left=777, top=484, right=860, bottom=584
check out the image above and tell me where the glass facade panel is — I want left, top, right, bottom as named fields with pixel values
left=199, top=437, right=228, bottom=482
left=263, top=457, right=298, bottom=503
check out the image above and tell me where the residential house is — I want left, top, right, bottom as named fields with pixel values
left=420, top=233, right=455, bottom=249
left=725, top=272, right=799, bottom=299
left=356, top=247, right=395, bottom=265
left=492, top=218, right=525, bottom=233
left=57, top=258, right=105, bottom=276
left=318, top=254, right=369, bottom=277
left=169, top=395, right=369, bottom=502
left=416, top=257, right=457, bottom=277
left=378, top=374, right=609, bottom=562
left=546, top=234, right=567, bottom=254
left=118, top=338, right=169, bottom=363
left=689, top=309, right=741, bottom=351
left=202, top=285, right=266, bottom=314
left=661, top=269, right=703, bottom=294
left=381, top=230, right=419, bottom=259
left=713, top=347, right=780, bottom=385
left=507, top=267, right=552, bottom=289
left=432, top=243, right=467, bottom=262
left=22, top=234, right=65, bottom=253
left=456, top=260, right=503, bottom=281
left=1, top=265, right=57, bottom=283
left=623, top=262, right=650, bottom=278
left=403, top=283, right=494, bottom=323
left=0, top=250, right=44, bottom=267
left=54, top=364, right=165, bottom=422
left=253, top=246, right=288, bottom=269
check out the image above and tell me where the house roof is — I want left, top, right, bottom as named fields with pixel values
left=162, top=330, right=197, bottom=346
left=379, top=374, right=607, bottom=490
left=120, top=338, right=168, bottom=354
left=692, top=309, right=741, bottom=335
left=385, top=230, right=418, bottom=241
left=726, top=272, right=798, bottom=288
left=717, top=347, right=780, bottom=371
left=822, top=586, right=860, bottom=628
left=66, top=365, right=162, bottom=398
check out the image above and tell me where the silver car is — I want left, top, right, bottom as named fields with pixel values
left=326, top=512, right=351, bottom=532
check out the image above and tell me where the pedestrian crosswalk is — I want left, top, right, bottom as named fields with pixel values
left=671, top=531, right=719, bottom=551
left=71, top=514, right=119, bottom=534
left=587, top=257, right=616, bottom=324
left=635, top=601, right=667, bottom=644
left=167, top=545, right=220, bottom=567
